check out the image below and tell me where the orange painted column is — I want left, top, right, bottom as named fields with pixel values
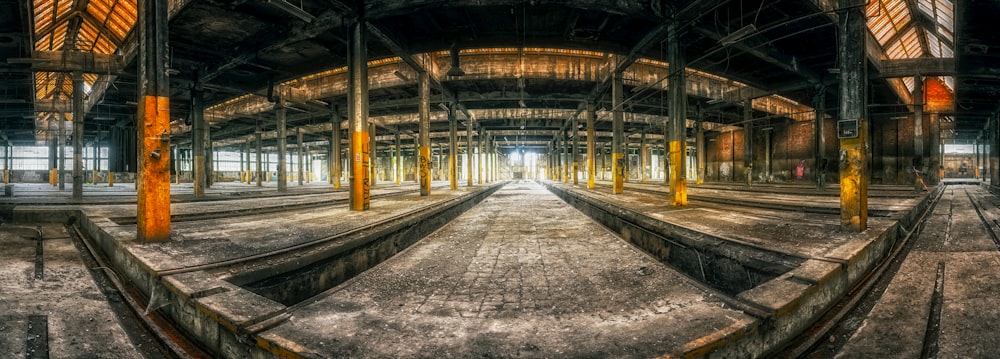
left=668, top=21, right=688, bottom=206
left=137, top=95, right=171, bottom=242
left=135, top=0, right=171, bottom=242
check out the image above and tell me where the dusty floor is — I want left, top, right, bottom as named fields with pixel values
left=808, top=184, right=1000, bottom=358
left=0, top=223, right=142, bottom=358
left=260, top=181, right=750, bottom=358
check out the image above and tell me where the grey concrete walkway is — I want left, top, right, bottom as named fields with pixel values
left=259, top=181, right=750, bottom=358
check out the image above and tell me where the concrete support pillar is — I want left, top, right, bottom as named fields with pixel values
left=561, top=130, right=569, bottom=183
left=586, top=103, right=596, bottom=188
left=449, top=105, right=458, bottom=190
left=696, top=107, right=705, bottom=185
left=838, top=0, right=869, bottom=232
left=419, top=71, right=431, bottom=196
left=72, top=72, right=84, bottom=199
left=348, top=18, right=371, bottom=210
left=136, top=0, right=171, bottom=242
left=297, top=128, right=304, bottom=185
left=743, top=100, right=753, bottom=186
left=255, top=124, right=262, bottom=187
left=191, top=72, right=206, bottom=197
left=612, top=73, right=624, bottom=194
left=814, top=88, right=827, bottom=188
left=276, top=102, right=288, bottom=192
left=668, top=22, right=687, bottom=206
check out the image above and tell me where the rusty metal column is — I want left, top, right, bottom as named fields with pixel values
left=136, top=0, right=171, bottom=242
left=838, top=0, right=869, bottom=231
left=668, top=21, right=687, bottom=205
left=449, top=104, right=458, bottom=190
left=276, top=101, right=288, bottom=192
left=814, top=88, right=826, bottom=188
left=696, top=107, right=705, bottom=185
left=245, top=140, right=252, bottom=183
left=191, top=74, right=205, bottom=197
left=348, top=18, right=370, bottom=210
left=418, top=71, right=431, bottom=196
left=586, top=104, right=596, bottom=188
left=913, top=75, right=924, bottom=174
left=72, top=72, right=84, bottom=199
left=297, top=128, right=304, bottom=185
left=255, top=124, right=262, bottom=187
left=743, top=100, right=753, bottom=186
left=467, top=120, right=473, bottom=186
left=612, top=73, right=625, bottom=194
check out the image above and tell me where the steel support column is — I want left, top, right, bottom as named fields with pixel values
left=640, top=130, right=648, bottom=183
left=467, top=120, right=473, bottom=187
left=696, top=107, right=705, bottom=185
left=72, top=72, right=84, bottom=199
left=297, top=128, right=304, bottom=185
left=394, top=131, right=401, bottom=184
left=58, top=114, right=65, bottom=190
left=586, top=103, right=596, bottom=188
left=191, top=73, right=205, bottom=197
left=668, top=22, right=687, bottom=205
left=743, top=100, right=753, bottom=186
left=136, top=0, right=171, bottom=242
left=815, top=88, right=827, bottom=188
left=276, top=102, right=288, bottom=192
left=348, top=18, right=370, bottom=210
left=838, top=0, right=869, bottom=232
left=914, top=75, right=924, bottom=175
left=612, top=73, right=624, bottom=194
left=449, top=104, right=458, bottom=190
left=478, top=130, right=484, bottom=184
left=332, top=116, right=341, bottom=189
left=572, top=116, right=579, bottom=185
left=255, top=124, right=262, bottom=187
left=419, top=71, right=431, bottom=196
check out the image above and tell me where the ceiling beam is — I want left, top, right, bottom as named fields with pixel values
left=877, top=57, right=955, bottom=78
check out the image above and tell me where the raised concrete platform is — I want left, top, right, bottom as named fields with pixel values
left=256, top=181, right=752, bottom=358
left=544, top=180, right=937, bottom=357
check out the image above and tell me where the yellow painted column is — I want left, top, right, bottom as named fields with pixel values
left=419, top=71, right=431, bottom=195
left=109, top=172, right=114, bottom=187
left=838, top=0, right=868, bottom=232
left=668, top=21, right=688, bottom=206
left=348, top=19, right=370, bottom=210
left=611, top=73, right=625, bottom=194
left=586, top=104, right=596, bottom=189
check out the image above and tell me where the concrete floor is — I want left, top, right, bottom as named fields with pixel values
left=258, top=181, right=750, bottom=358
left=0, top=223, right=142, bottom=358
left=3, top=179, right=995, bottom=357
